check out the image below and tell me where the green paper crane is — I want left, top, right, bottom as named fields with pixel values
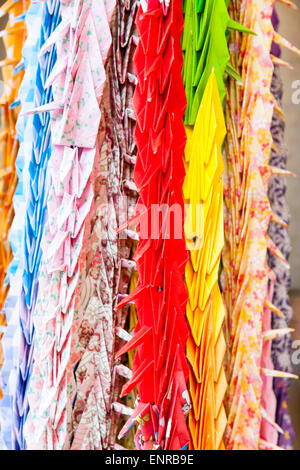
left=181, top=0, right=253, bottom=125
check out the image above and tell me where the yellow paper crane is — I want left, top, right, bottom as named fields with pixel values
left=183, top=71, right=227, bottom=450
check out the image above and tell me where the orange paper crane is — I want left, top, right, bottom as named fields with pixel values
left=222, top=0, right=300, bottom=450
left=0, top=0, right=29, bottom=399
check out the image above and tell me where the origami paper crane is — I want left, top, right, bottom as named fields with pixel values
left=181, top=0, right=252, bottom=126
left=222, top=0, right=300, bottom=450
left=69, top=0, right=139, bottom=450
left=115, top=0, right=191, bottom=450
left=183, top=71, right=227, bottom=450
left=6, top=0, right=62, bottom=450
left=0, top=0, right=29, bottom=419
left=23, top=0, right=115, bottom=450
left=268, top=6, right=297, bottom=449
left=0, top=0, right=298, bottom=453
left=181, top=0, right=250, bottom=449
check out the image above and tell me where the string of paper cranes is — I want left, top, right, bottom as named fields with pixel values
left=0, top=0, right=299, bottom=451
